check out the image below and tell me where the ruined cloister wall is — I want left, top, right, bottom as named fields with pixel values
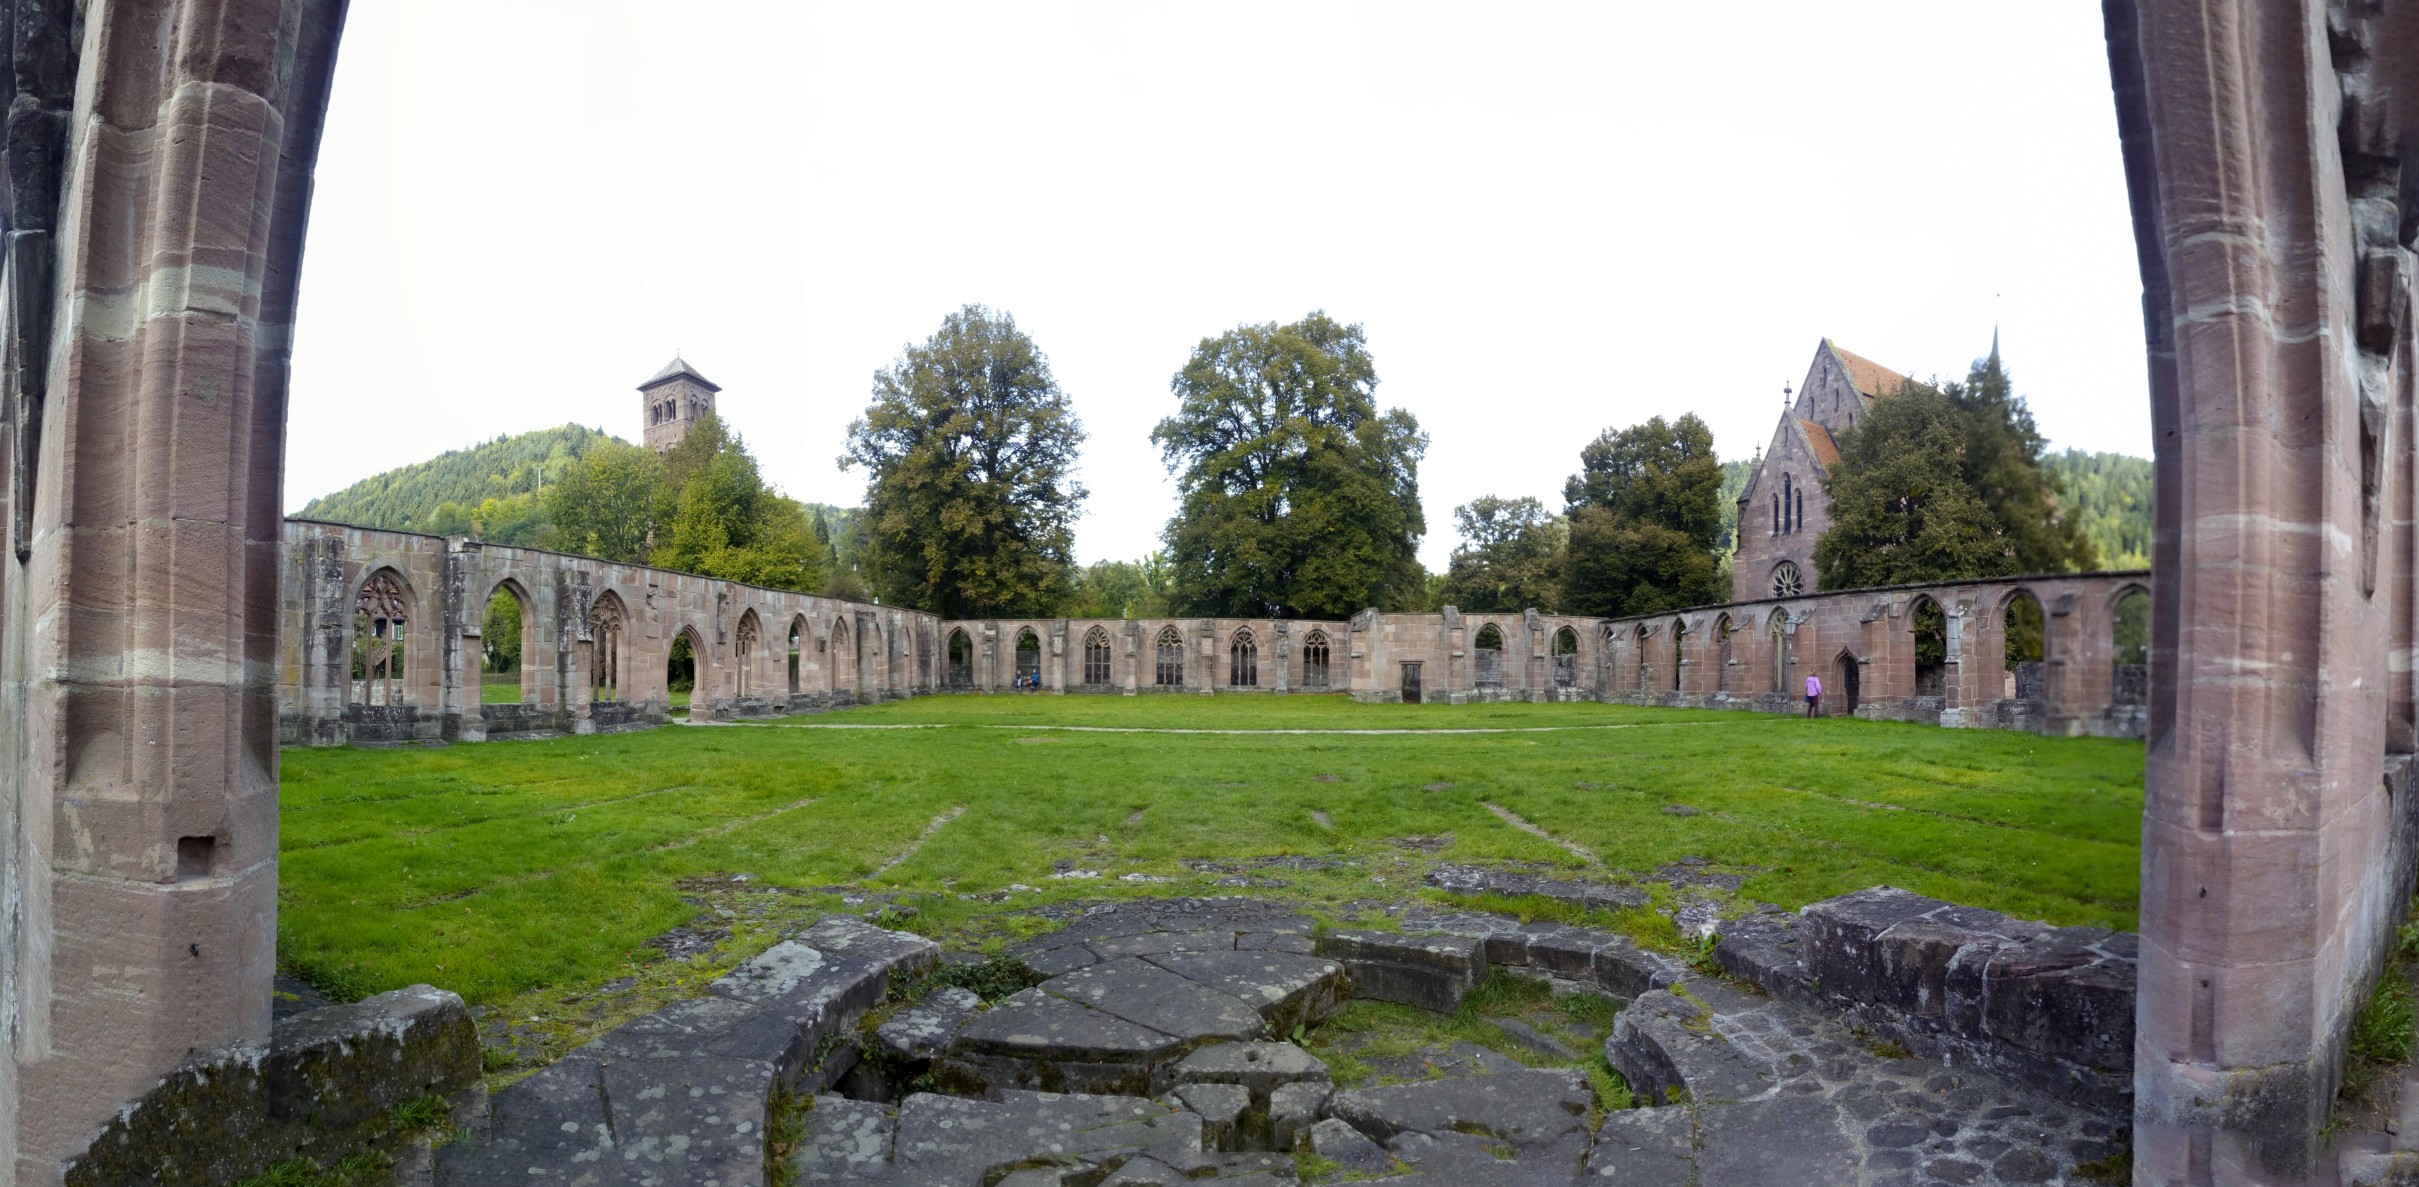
left=1595, top=571, right=2154, bottom=738
left=278, top=520, right=939, bottom=746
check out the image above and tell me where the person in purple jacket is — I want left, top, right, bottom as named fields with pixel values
left=1805, top=672, right=1822, bottom=717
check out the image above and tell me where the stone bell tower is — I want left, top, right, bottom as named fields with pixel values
left=639, top=356, right=722, bottom=451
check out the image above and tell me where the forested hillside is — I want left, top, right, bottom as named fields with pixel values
left=297, top=425, right=613, bottom=546
left=2045, top=449, right=2153, bottom=569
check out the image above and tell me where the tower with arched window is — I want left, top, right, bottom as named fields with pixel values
left=639, top=356, right=722, bottom=452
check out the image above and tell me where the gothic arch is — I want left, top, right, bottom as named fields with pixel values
left=734, top=610, right=764, bottom=698
left=589, top=590, right=630, bottom=702
left=1082, top=625, right=1114, bottom=688
left=349, top=567, right=414, bottom=707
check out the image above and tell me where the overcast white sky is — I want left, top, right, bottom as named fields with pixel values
left=287, top=1, right=2146, bottom=570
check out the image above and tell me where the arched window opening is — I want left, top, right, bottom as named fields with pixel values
left=479, top=583, right=533, bottom=706
left=1552, top=626, right=1578, bottom=688
left=1473, top=623, right=1505, bottom=689
left=1302, top=629, right=1331, bottom=688
left=1083, top=626, right=1113, bottom=687
left=2003, top=591, right=2046, bottom=701
left=734, top=613, right=761, bottom=698
left=666, top=631, right=697, bottom=717
left=1770, top=560, right=1803, bottom=599
left=1634, top=623, right=1653, bottom=692
left=1796, top=489, right=1804, bottom=533
left=1771, top=494, right=1779, bottom=536
left=590, top=594, right=625, bottom=702
left=1912, top=597, right=1948, bottom=698
left=1155, top=626, right=1185, bottom=687
left=1229, top=627, right=1259, bottom=687
left=1713, top=615, right=1734, bottom=692
left=1670, top=620, right=1687, bottom=691
left=1014, top=629, right=1041, bottom=686
left=787, top=619, right=803, bottom=695
left=945, top=628, right=973, bottom=689
left=350, top=570, right=409, bottom=707
left=2112, top=588, right=2150, bottom=705
left=1783, top=473, right=1794, bottom=532
left=1768, top=612, right=1789, bottom=694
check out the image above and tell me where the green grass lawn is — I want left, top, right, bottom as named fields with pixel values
left=278, top=694, right=2143, bottom=1047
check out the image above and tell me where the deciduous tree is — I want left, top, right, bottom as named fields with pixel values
left=1152, top=312, right=1428, bottom=618
left=1438, top=495, right=1564, bottom=612
left=543, top=439, right=663, bottom=562
left=1560, top=414, right=1724, bottom=616
left=843, top=305, right=1087, bottom=617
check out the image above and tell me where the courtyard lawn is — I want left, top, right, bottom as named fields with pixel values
left=278, top=695, right=2143, bottom=1026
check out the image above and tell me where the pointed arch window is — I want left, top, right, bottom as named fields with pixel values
left=351, top=570, right=409, bottom=707
left=1229, top=627, right=1259, bottom=687
left=1474, top=623, right=1504, bottom=689
left=1083, top=626, right=1113, bottom=687
left=1302, top=629, right=1331, bottom=687
left=1155, top=626, right=1185, bottom=687
left=591, top=596, right=626, bottom=701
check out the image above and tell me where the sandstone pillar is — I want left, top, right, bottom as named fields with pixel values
left=2107, top=0, right=2417, bottom=1177
left=0, top=0, right=344, bottom=1180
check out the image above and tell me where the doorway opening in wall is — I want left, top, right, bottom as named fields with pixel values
left=1401, top=661, right=1423, bottom=704
left=1015, top=629, right=1041, bottom=688
left=787, top=620, right=803, bottom=697
left=1634, top=624, right=1653, bottom=692
left=1912, top=597, right=1947, bottom=698
left=480, top=583, right=532, bottom=707
left=946, top=628, right=973, bottom=690
left=1836, top=653, right=1861, bottom=716
left=1552, top=626, right=1578, bottom=688
left=2112, top=586, right=2150, bottom=705
left=667, top=632, right=697, bottom=717
left=1474, top=624, right=1504, bottom=689
left=1670, top=620, right=1686, bottom=691
left=2003, top=591, right=2046, bottom=701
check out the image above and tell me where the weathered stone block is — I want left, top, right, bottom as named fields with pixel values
left=1315, top=929, right=1485, bottom=1012
left=1170, top=1041, right=1330, bottom=1100
left=1872, top=916, right=2000, bottom=1019
left=1173, top=1081, right=1250, bottom=1150
left=1594, top=935, right=1689, bottom=999
left=1802, top=887, right=1950, bottom=1005
left=1981, top=940, right=2134, bottom=1072
left=1306, top=1118, right=1395, bottom=1175
left=1267, top=1081, right=1331, bottom=1151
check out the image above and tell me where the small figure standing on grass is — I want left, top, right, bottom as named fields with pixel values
left=1805, top=672, right=1822, bottom=717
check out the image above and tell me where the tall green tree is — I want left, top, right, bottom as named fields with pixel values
left=1437, top=495, right=1565, bottom=612
left=1153, top=312, right=1429, bottom=618
left=639, top=413, right=826, bottom=591
left=1064, top=553, right=1176, bottom=619
left=1816, top=347, right=2098, bottom=588
left=1559, top=414, right=1724, bottom=617
left=843, top=305, right=1088, bottom=617
left=543, top=439, right=664, bottom=562
left=1812, top=381, right=2005, bottom=588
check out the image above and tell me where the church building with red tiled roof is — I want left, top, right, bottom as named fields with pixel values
left=1731, top=340, right=1907, bottom=603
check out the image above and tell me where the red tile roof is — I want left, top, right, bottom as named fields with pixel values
left=1799, top=419, right=1840, bottom=468
left=1825, top=340, right=1905, bottom=398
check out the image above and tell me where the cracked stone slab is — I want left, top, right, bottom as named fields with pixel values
left=877, top=986, right=982, bottom=1064
left=1691, top=1094, right=1860, bottom=1186
left=886, top=1090, right=1206, bottom=1183
left=1041, top=957, right=1268, bottom=1045
left=1308, top=1117, right=1398, bottom=1176
left=792, top=1096, right=896, bottom=1182
left=1589, top=1107, right=1697, bottom=1186
left=1171, top=1041, right=1330, bottom=1099
left=1172, top=1082, right=1249, bottom=1150
left=1141, top=949, right=1347, bottom=1031
left=596, top=1053, right=772, bottom=1180
left=1324, top=1067, right=1592, bottom=1149
left=1269, top=1081, right=1331, bottom=1152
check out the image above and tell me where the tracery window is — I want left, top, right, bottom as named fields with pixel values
left=350, top=570, right=409, bottom=706
left=591, top=595, right=625, bottom=701
left=1474, top=623, right=1504, bottom=689
left=1083, top=626, right=1113, bottom=687
left=1770, top=561, right=1804, bottom=599
left=1552, top=626, right=1578, bottom=688
left=1301, top=629, right=1331, bottom=687
left=734, top=614, right=760, bottom=697
left=1229, top=627, right=1259, bottom=687
left=1769, top=611, right=1789, bottom=693
left=1154, top=626, right=1185, bottom=687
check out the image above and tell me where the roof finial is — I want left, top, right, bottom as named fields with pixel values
left=1782, top=381, right=1793, bottom=411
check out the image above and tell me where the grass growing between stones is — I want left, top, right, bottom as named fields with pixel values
left=278, top=694, right=2141, bottom=1067
left=1305, top=971, right=1635, bottom=1115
